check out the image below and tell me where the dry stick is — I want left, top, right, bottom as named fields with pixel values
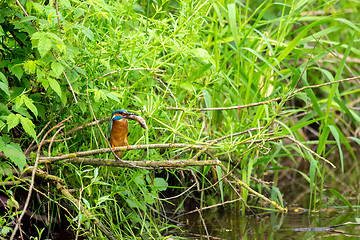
left=93, top=68, right=165, bottom=82
left=64, top=158, right=221, bottom=168
left=52, top=117, right=259, bottom=148
left=48, top=125, right=65, bottom=157
left=26, top=168, right=65, bottom=184
left=196, top=207, right=210, bottom=240
left=56, top=182, right=116, bottom=240
left=190, top=141, right=216, bottom=161
left=217, top=163, right=287, bottom=212
left=25, top=120, right=52, bottom=155
left=285, top=136, right=335, bottom=168
left=208, top=127, right=264, bottom=143
left=60, top=117, right=110, bottom=136
left=10, top=116, right=71, bottom=240
left=150, top=183, right=197, bottom=201
left=13, top=175, right=74, bottom=219
left=238, top=135, right=335, bottom=168
left=168, top=128, right=262, bottom=160
left=199, top=146, right=257, bottom=192
left=155, top=76, right=179, bottom=122
left=190, top=169, right=201, bottom=191
left=38, top=143, right=205, bottom=162
left=319, top=25, right=357, bottom=80
left=165, top=76, right=360, bottom=111
left=39, top=134, right=335, bottom=168
left=25, top=169, right=115, bottom=239
left=54, top=0, right=61, bottom=38
left=174, top=198, right=242, bottom=220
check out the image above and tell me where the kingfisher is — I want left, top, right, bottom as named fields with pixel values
left=109, top=109, right=147, bottom=158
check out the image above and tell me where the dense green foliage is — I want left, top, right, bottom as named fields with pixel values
left=1, top=0, right=360, bottom=238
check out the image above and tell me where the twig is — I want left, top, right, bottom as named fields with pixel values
left=155, top=76, right=179, bottom=122
left=217, top=163, right=287, bottom=212
left=48, top=125, right=65, bottom=157
left=94, top=68, right=165, bottom=82
left=174, top=198, right=242, bottom=219
left=13, top=175, right=73, bottom=218
left=10, top=116, right=71, bottom=240
left=26, top=167, right=65, bottom=183
left=165, top=76, right=360, bottom=111
left=208, top=127, right=264, bottom=143
left=285, top=136, right=336, bottom=168
left=56, top=182, right=116, bottom=240
left=199, top=146, right=257, bottom=192
left=25, top=120, right=52, bottom=155
left=320, top=25, right=356, bottom=79
left=149, top=183, right=196, bottom=201
left=64, top=158, right=221, bottom=169
left=54, top=0, right=61, bottom=38
left=234, top=135, right=335, bottom=168
left=38, top=143, right=206, bottom=163
left=146, top=204, right=181, bottom=225
left=196, top=207, right=210, bottom=240
left=60, top=117, right=110, bottom=136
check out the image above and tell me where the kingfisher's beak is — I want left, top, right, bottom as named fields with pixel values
left=121, top=112, right=147, bottom=129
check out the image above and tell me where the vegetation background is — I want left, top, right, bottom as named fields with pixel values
left=0, top=0, right=359, bottom=238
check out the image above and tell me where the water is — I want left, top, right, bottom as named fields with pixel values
left=176, top=209, right=360, bottom=239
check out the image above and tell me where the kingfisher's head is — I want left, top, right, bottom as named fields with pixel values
left=111, top=109, right=137, bottom=121
left=109, top=109, right=147, bottom=137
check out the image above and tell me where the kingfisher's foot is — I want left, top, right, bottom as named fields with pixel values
left=126, top=143, right=130, bottom=150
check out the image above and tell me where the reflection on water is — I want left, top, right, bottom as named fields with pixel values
left=175, top=209, right=360, bottom=239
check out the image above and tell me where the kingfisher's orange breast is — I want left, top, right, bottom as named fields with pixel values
left=110, top=119, right=129, bottom=147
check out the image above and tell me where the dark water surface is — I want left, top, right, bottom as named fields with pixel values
left=175, top=209, right=360, bottom=239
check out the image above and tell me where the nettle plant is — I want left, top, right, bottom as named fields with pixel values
left=0, top=1, right=86, bottom=173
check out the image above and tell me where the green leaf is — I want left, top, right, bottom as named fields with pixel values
left=328, top=189, right=353, bottom=210
left=105, top=92, right=120, bottom=103
left=10, top=65, right=23, bottom=80
left=0, top=82, right=10, bottom=96
left=0, top=120, right=5, bottom=131
left=328, top=125, right=343, bottom=173
left=92, top=89, right=107, bottom=102
left=126, top=199, right=141, bottom=209
left=349, top=137, right=360, bottom=145
left=48, top=77, right=62, bottom=98
left=0, top=71, right=7, bottom=83
left=0, top=162, right=12, bottom=176
left=134, top=174, right=145, bottom=186
left=153, top=178, right=168, bottom=191
left=277, top=20, right=329, bottom=62
left=37, top=37, right=52, bottom=57
left=31, top=31, right=46, bottom=40
left=2, top=143, right=26, bottom=170
left=20, top=15, right=37, bottom=22
left=51, top=61, right=64, bottom=78
left=0, top=137, right=5, bottom=148
left=23, top=96, right=38, bottom=117
left=227, top=3, right=239, bottom=47
left=7, top=114, right=20, bottom=131
left=19, top=116, right=37, bottom=140
left=23, top=60, right=37, bottom=74
left=81, top=27, right=94, bottom=42
left=144, top=192, right=156, bottom=205
left=0, top=25, right=4, bottom=36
